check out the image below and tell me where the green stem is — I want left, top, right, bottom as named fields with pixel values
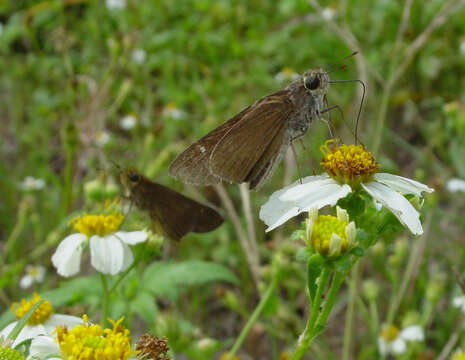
left=100, top=274, right=109, bottom=327
left=342, top=262, right=359, bottom=360
left=314, top=271, right=345, bottom=330
left=226, top=277, right=279, bottom=360
left=289, top=267, right=331, bottom=360
left=109, top=261, right=138, bottom=294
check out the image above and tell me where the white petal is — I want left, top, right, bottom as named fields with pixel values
left=453, top=296, right=465, bottom=308
left=120, top=241, right=134, bottom=272
left=362, top=182, right=423, bottom=235
left=4, top=324, right=48, bottom=347
left=29, top=335, right=61, bottom=359
left=346, top=222, right=356, bottom=247
left=115, top=231, right=147, bottom=245
left=19, top=275, right=34, bottom=289
left=446, top=178, right=465, bottom=193
left=44, top=314, right=83, bottom=332
left=329, top=234, right=342, bottom=257
left=36, top=266, right=46, bottom=281
left=377, top=338, right=388, bottom=356
left=90, top=235, right=125, bottom=275
left=336, top=206, right=349, bottom=223
left=374, top=173, right=434, bottom=196
left=400, top=325, right=424, bottom=341
left=51, top=233, right=87, bottom=277
left=260, top=175, right=351, bottom=232
left=391, top=338, right=406, bottom=354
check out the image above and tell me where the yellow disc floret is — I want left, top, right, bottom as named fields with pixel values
left=452, top=349, right=465, bottom=360
left=11, top=293, right=53, bottom=325
left=70, top=213, right=124, bottom=237
left=309, top=215, right=348, bottom=256
left=380, top=325, right=399, bottom=342
left=56, top=315, right=135, bottom=360
left=0, top=346, right=24, bottom=360
left=320, top=139, right=378, bottom=187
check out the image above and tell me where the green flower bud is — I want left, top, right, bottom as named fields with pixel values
left=362, top=279, right=380, bottom=301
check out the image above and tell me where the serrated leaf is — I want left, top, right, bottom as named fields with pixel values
left=143, top=261, right=238, bottom=299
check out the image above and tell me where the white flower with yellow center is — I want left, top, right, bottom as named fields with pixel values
left=306, top=207, right=356, bottom=258
left=19, top=265, right=45, bottom=289
left=51, top=213, right=147, bottom=277
left=260, top=141, right=434, bottom=235
left=29, top=315, right=136, bottom=360
left=378, top=324, right=424, bottom=355
left=0, top=293, right=82, bottom=348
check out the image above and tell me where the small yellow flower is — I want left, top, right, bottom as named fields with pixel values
left=0, top=294, right=82, bottom=348
left=11, top=293, right=53, bottom=325
left=56, top=315, right=135, bottom=360
left=320, top=139, right=378, bottom=187
left=0, top=345, right=24, bottom=360
left=306, top=207, right=355, bottom=258
left=70, top=213, right=124, bottom=237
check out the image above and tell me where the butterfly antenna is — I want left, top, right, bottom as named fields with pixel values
left=328, top=78, right=365, bottom=144
left=326, top=51, right=358, bottom=73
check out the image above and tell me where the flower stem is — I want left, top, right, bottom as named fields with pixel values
left=315, top=271, right=345, bottom=328
left=342, top=262, right=359, bottom=360
left=226, top=276, right=279, bottom=360
left=100, top=274, right=109, bottom=327
left=289, top=267, right=331, bottom=360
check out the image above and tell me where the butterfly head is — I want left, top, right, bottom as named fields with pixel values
left=120, top=168, right=143, bottom=195
left=302, top=69, right=329, bottom=95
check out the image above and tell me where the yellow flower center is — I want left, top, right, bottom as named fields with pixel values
left=320, top=139, right=378, bottom=187
left=11, top=293, right=53, bottom=325
left=310, top=215, right=348, bottom=255
left=27, top=266, right=39, bottom=277
left=56, top=315, right=135, bottom=360
left=70, top=213, right=124, bottom=237
left=380, top=325, right=399, bottom=342
left=453, top=350, right=465, bottom=360
left=0, top=346, right=24, bottom=360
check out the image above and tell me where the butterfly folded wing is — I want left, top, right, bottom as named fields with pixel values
left=148, top=184, right=223, bottom=241
left=209, top=91, right=294, bottom=187
left=169, top=105, right=253, bottom=185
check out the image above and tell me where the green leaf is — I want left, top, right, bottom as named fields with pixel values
left=350, top=246, right=364, bottom=257
left=131, top=291, right=159, bottom=322
left=8, top=300, right=43, bottom=343
left=41, top=276, right=101, bottom=306
left=143, top=261, right=238, bottom=299
left=333, top=254, right=352, bottom=272
left=307, top=254, right=324, bottom=301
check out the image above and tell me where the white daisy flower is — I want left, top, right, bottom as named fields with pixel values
left=446, top=178, right=465, bottom=193
left=275, top=67, right=299, bottom=83
left=19, top=265, right=45, bottom=289
left=51, top=213, right=147, bottom=277
left=162, top=103, right=186, bottom=120
left=0, top=293, right=82, bottom=348
left=321, top=7, right=336, bottom=21
left=29, top=316, right=136, bottom=360
left=106, top=0, right=126, bottom=10
left=131, top=48, right=147, bottom=64
left=19, top=176, right=45, bottom=191
left=95, top=131, right=111, bottom=147
left=453, top=295, right=465, bottom=313
left=120, top=114, right=137, bottom=130
left=260, top=141, right=434, bottom=235
left=378, top=324, right=424, bottom=356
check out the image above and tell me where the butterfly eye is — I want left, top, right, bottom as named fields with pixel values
left=304, top=75, right=320, bottom=90
left=129, top=173, right=140, bottom=182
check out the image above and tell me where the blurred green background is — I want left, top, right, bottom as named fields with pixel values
left=1, top=0, right=465, bottom=359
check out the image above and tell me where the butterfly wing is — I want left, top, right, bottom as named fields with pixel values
left=146, top=183, right=224, bottom=241
left=168, top=105, right=253, bottom=185
left=209, top=90, right=294, bottom=188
